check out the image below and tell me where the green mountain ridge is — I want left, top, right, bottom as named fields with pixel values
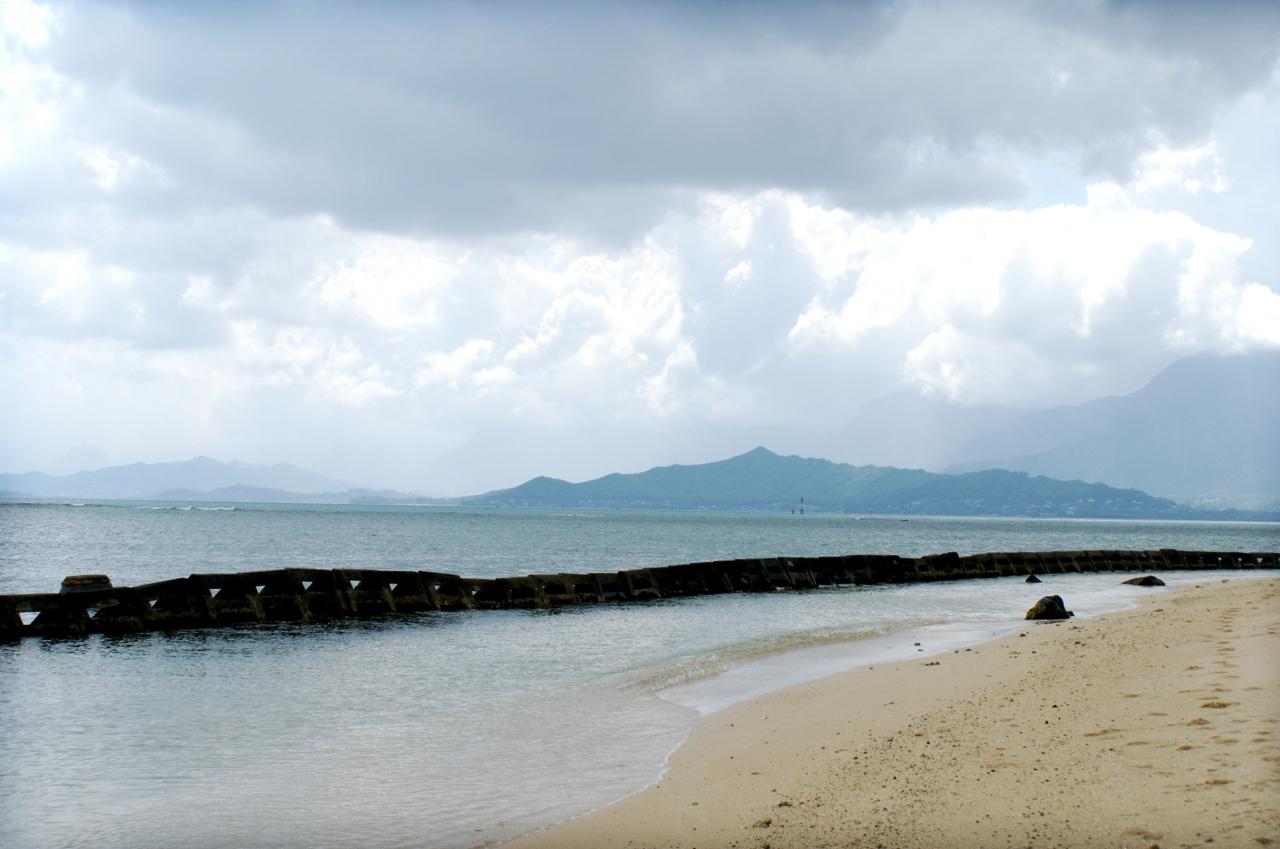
left=468, top=447, right=1270, bottom=520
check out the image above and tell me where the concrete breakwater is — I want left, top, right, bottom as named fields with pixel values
left=2, top=549, right=1276, bottom=644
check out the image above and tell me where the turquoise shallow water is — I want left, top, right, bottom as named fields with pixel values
left=1, top=503, right=1277, bottom=849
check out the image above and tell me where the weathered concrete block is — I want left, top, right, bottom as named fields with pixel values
left=865, top=554, right=913, bottom=583
left=919, top=551, right=961, bottom=580
left=530, top=573, right=609, bottom=605
left=781, top=558, right=818, bottom=589
left=531, top=573, right=582, bottom=605
left=674, top=562, right=734, bottom=595
left=715, top=559, right=767, bottom=592
left=87, top=588, right=155, bottom=635
left=1036, top=552, right=1067, bottom=574
left=419, top=572, right=476, bottom=610
left=802, top=556, right=849, bottom=586
left=1077, top=550, right=1103, bottom=571
left=756, top=558, right=795, bottom=590
left=591, top=572, right=629, bottom=602
left=135, top=578, right=215, bottom=629
left=618, top=569, right=662, bottom=600
left=189, top=573, right=265, bottom=626
left=474, top=576, right=548, bottom=609
left=239, top=570, right=310, bottom=622
left=839, top=558, right=870, bottom=583
left=383, top=572, right=441, bottom=612
left=282, top=570, right=355, bottom=618
left=647, top=565, right=694, bottom=596
left=0, top=601, right=20, bottom=643
left=340, top=570, right=397, bottom=615
left=25, top=595, right=92, bottom=637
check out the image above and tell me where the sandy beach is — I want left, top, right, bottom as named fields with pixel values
left=508, top=577, right=1280, bottom=849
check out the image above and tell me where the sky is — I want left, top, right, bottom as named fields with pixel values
left=1, top=0, right=1278, bottom=493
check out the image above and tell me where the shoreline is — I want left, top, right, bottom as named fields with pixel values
left=506, top=577, right=1280, bottom=849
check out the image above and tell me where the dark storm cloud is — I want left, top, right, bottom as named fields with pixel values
left=34, top=0, right=1280, bottom=238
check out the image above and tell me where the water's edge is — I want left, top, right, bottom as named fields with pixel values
left=497, top=570, right=1276, bottom=848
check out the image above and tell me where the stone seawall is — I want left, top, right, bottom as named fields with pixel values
left=1, top=549, right=1276, bottom=644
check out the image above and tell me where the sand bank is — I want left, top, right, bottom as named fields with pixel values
left=507, top=578, right=1279, bottom=849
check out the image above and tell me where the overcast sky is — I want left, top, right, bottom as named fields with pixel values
left=2, top=0, right=1278, bottom=492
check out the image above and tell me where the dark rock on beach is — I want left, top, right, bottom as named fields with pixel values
left=1123, top=575, right=1166, bottom=587
left=1025, top=574, right=1042, bottom=583
left=1026, top=595, right=1074, bottom=620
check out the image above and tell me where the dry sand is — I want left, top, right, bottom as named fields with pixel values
left=507, top=577, right=1280, bottom=849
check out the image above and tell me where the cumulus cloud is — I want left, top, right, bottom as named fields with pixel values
left=0, top=0, right=1278, bottom=488
left=787, top=184, right=1279, bottom=404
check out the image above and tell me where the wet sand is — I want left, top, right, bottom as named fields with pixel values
left=507, top=577, right=1280, bottom=849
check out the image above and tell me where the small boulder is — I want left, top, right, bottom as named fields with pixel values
left=60, top=574, right=112, bottom=594
left=1025, top=574, right=1042, bottom=583
left=1123, top=575, right=1165, bottom=587
left=1025, top=595, right=1073, bottom=620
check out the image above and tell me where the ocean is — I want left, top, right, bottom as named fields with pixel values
left=1, top=501, right=1277, bottom=849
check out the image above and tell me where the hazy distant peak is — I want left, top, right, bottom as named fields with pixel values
left=0, top=456, right=356, bottom=500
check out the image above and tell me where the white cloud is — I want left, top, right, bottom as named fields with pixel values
left=1, top=0, right=55, bottom=49
left=1134, top=142, right=1229, bottom=195
left=312, top=232, right=462, bottom=330
left=1, top=0, right=1278, bottom=487
left=782, top=183, right=1276, bottom=405
left=417, top=339, right=497, bottom=390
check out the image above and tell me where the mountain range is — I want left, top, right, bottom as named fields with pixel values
left=466, top=446, right=1262, bottom=519
left=417, top=352, right=1278, bottom=508
left=0, top=447, right=1272, bottom=521
left=822, top=352, right=1279, bottom=510
left=0, top=457, right=354, bottom=500
left=2, top=352, right=1275, bottom=513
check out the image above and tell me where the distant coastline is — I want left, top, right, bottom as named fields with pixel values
left=2, top=492, right=1278, bottom=523
left=3, top=444, right=1278, bottom=521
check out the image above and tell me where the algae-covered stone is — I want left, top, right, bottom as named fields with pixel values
left=60, top=574, right=112, bottom=593
left=1025, top=595, right=1073, bottom=620
left=1123, top=575, right=1165, bottom=587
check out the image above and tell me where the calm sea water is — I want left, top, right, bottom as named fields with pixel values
left=1, top=502, right=1277, bottom=849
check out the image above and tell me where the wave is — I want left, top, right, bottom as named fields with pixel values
left=628, top=619, right=943, bottom=693
left=0, top=500, right=241, bottom=512
left=135, top=504, right=240, bottom=512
